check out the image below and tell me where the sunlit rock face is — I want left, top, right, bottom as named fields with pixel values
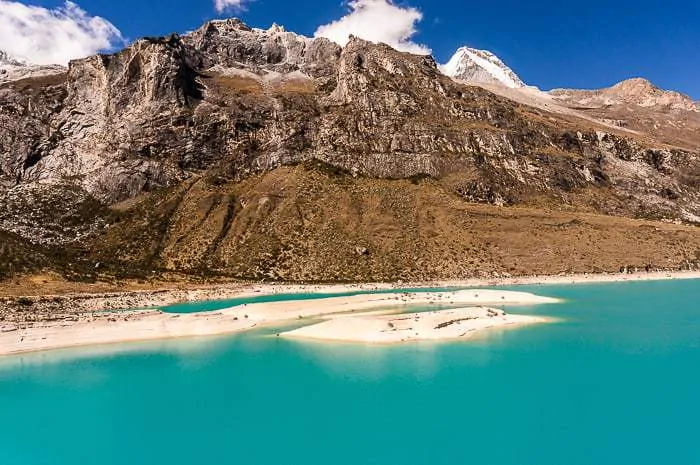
left=0, top=19, right=699, bottom=280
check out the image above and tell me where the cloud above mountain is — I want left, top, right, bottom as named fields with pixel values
left=314, top=0, right=430, bottom=55
left=0, top=1, right=123, bottom=65
left=214, top=0, right=252, bottom=13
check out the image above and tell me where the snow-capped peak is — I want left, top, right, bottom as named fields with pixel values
left=0, top=49, right=29, bottom=68
left=441, top=47, right=525, bottom=89
left=0, top=49, right=65, bottom=84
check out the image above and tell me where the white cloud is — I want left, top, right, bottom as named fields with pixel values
left=314, top=0, right=430, bottom=55
left=0, top=1, right=123, bottom=65
left=214, top=0, right=251, bottom=13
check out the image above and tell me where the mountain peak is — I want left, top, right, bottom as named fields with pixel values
left=203, top=18, right=297, bottom=39
left=440, top=46, right=525, bottom=89
left=267, top=23, right=286, bottom=33
left=182, top=18, right=339, bottom=77
left=609, top=77, right=658, bottom=94
left=206, top=17, right=253, bottom=31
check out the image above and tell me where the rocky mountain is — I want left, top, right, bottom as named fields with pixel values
left=183, top=20, right=340, bottom=76
left=441, top=47, right=525, bottom=88
left=551, top=78, right=699, bottom=112
left=549, top=78, right=700, bottom=153
left=0, top=49, right=66, bottom=85
left=1, top=18, right=699, bottom=283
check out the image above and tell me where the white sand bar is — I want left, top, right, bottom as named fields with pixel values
left=218, top=289, right=559, bottom=322
left=0, top=289, right=558, bottom=355
left=282, top=307, right=550, bottom=343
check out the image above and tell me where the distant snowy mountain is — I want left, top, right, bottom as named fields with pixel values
left=440, top=47, right=525, bottom=89
left=0, top=50, right=28, bottom=67
left=0, top=49, right=65, bottom=84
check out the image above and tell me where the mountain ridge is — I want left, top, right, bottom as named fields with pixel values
left=0, top=48, right=66, bottom=84
left=550, top=77, right=699, bottom=112
left=0, top=18, right=699, bottom=282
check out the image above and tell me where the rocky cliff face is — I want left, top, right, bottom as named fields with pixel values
left=183, top=20, right=341, bottom=76
left=0, top=19, right=699, bottom=281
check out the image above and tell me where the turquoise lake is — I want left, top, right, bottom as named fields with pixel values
left=1, top=279, right=699, bottom=465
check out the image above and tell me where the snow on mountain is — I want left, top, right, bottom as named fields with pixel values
left=0, top=49, right=67, bottom=84
left=0, top=50, right=28, bottom=67
left=440, top=47, right=525, bottom=89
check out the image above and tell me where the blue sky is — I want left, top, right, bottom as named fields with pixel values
left=2, top=0, right=699, bottom=98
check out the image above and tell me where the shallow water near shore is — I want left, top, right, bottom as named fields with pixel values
left=161, top=286, right=466, bottom=313
left=2, top=279, right=700, bottom=465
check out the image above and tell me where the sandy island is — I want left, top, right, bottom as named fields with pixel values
left=0, top=289, right=558, bottom=356
left=282, top=307, right=551, bottom=343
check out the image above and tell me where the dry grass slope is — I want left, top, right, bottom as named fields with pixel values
left=90, top=163, right=700, bottom=282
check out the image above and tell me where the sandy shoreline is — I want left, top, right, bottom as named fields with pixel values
left=1, top=270, right=698, bottom=356
left=2, top=270, right=698, bottom=315
left=437, top=270, right=700, bottom=287
left=0, top=290, right=557, bottom=356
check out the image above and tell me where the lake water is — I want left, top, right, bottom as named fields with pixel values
left=1, top=279, right=699, bottom=465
